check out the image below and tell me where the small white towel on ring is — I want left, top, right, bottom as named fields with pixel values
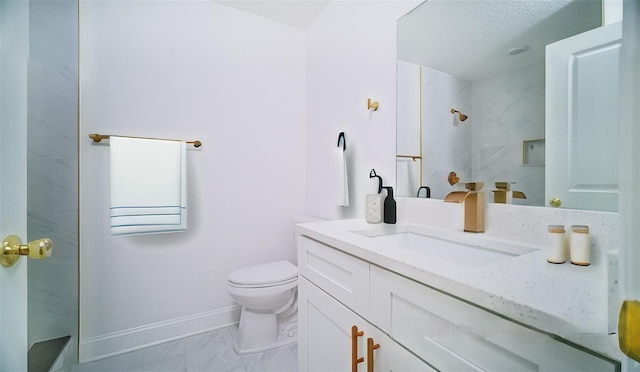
left=335, top=145, right=349, bottom=207
left=396, top=158, right=420, bottom=197
left=110, top=136, right=187, bottom=235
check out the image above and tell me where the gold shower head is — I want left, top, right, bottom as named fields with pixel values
left=451, top=108, right=468, bottom=121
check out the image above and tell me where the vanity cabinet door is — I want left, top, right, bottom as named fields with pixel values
left=298, top=276, right=434, bottom=372
left=298, top=276, right=360, bottom=371
left=297, top=235, right=370, bottom=317
left=370, top=266, right=619, bottom=372
left=366, top=326, right=436, bottom=372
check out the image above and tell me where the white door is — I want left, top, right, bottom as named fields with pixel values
left=0, top=1, right=30, bottom=371
left=545, top=22, right=622, bottom=212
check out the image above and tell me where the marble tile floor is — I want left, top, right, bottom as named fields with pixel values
left=71, top=326, right=298, bottom=372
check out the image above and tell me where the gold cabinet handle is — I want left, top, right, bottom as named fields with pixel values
left=549, top=197, right=562, bottom=207
left=366, top=337, right=380, bottom=372
left=1, top=235, right=53, bottom=268
left=351, top=326, right=364, bottom=372
left=352, top=326, right=364, bottom=371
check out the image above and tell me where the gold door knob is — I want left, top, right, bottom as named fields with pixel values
left=619, top=300, right=640, bottom=362
left=549, top=198, right=562, bottom=208
left=1, top=235, right=53, bottom=268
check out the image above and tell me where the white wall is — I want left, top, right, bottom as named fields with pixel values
left=305, top=0, right=421, bottom=220
left=79, top=0, right=306, bottom=361
left=79, top=0, right=422, bottom=360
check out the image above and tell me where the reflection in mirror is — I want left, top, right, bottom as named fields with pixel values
left=396, top=0, right=602, bottom=206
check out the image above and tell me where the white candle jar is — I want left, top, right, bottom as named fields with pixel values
left=547, top=225, right=566, bottom=264
left=570, top=225, right=590, bottom=266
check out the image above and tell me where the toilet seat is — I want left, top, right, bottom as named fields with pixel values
left=228, top=260, right=297, bottom=288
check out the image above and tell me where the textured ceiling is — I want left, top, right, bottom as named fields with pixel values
left=214, top=0, right=330, bottom=29
left=398, top=0, right=603, bottom=81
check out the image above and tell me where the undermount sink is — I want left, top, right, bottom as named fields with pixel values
left=364, top=230, right=518, bottom=267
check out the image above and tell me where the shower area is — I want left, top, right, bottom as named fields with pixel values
left=23, top=0, right=79, bottom=370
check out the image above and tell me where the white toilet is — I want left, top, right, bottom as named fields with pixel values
left=227, top=260, right=298, bottom=354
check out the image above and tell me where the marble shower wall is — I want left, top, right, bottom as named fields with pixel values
left=471, top=60, right=545, bottom=206
left=27, top=0, right=79, bottom=368
left=421, top=66, right=472, bottom=200
left=416, top=61, right=544, bottom=204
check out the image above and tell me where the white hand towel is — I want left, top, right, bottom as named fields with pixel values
left=110, top=136, right=187, bottom=235
left=336, top=146, right=349, bottom=207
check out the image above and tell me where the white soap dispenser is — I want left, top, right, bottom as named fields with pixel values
left=366, top=169, right=384, bottom=224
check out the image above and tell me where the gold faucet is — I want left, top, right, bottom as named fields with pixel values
left=444, top=182, right=484, bottom=233
left=491, top=182, right=527, bottom=204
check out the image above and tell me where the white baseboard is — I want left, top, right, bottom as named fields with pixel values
left=79, top=305, right=241, bottom=364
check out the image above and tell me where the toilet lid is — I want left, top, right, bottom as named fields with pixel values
left=228, top=260, right=298, bottom=286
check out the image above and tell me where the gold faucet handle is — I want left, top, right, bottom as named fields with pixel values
left=448, top=172, right=460, bottom=185
left=465, top=182, right=484, bottom=191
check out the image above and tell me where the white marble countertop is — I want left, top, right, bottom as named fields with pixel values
left=295, top=218, right=623, bottom=361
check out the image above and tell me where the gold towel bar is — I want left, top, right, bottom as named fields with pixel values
left=396, top=154, right=422, bottom=160
left=89, top=133, right=202, bottom=148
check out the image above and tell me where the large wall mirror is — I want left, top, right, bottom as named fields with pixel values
left=396, top=0, right=607, bottom=208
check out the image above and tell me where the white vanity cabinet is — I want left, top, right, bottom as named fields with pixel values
left=370, top=265, right=618, bottom=372
left=297, top=236, right=432, bottom=371
left=297, top=234, right=619, bottom=372
left=298, top=276, right=434, bottom=371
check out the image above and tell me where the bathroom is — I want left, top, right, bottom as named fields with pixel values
left=0, top=0, right=638, bottom=371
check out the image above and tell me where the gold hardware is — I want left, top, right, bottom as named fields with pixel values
left=1, top=235, right=53, bottom=268
left=366, top=338, right=380, bottom=372
left=450, top=108, right=468, bottom=121
left=367, top=99, right=379, bottom=111
left=491, top=182, right=527, bottom=203
left=444, top=182, right=485, bottom=233
left=619, top=300, right=640, bottom=362
left=396, top=155, right=422, bottom=160
left=464, top=191, right=485, bottom=233
left=512, top=190, right=527, bottom=199
left=444, top=191, right=469, bottom=203
left=464, top=182, right=483, bottom=192
left=351, top=325, right=364, bottom=372
left=550, top=198, right=562, bottom=207
left=448, top=171, right=460, bottom=185
left=89, top=134, right=202, bottom=148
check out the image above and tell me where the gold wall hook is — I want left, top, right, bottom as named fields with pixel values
left=1, top=235, right=53, bottom=267
left=368, top=98, right=379, bottom=111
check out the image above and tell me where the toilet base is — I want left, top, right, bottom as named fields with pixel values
left=231, top=321, right=297, bottom=355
